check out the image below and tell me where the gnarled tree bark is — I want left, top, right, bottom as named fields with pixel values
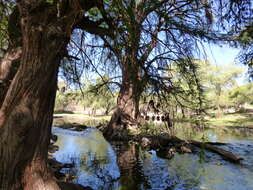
left=0, top=1, right=98, bottom=189
left=103, top=58, right=145, bottom=139
left=0, top=47, right=22, bottom=106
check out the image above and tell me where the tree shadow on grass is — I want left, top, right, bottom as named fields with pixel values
left=54, top=110, right=75, bottom=114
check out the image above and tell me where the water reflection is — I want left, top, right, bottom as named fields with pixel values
left=52, top=127, right=253, bottom=190
left=52, top=128, right=120, bottom=190
left=168, top=152, right=253, bottom=190
left=174, top=123, right=253, bottom=142
left=114, top=142, right=147, bottom=190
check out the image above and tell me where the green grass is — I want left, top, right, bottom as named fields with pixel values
left=53, top=113, right=111, bottom=127
left=53, top=110, right=253, bottom=131
left=206, top=112, right=253, bottom=128
left=54, top=110, right=74, bottom=114
left=174, top=110, right=253, bottom=129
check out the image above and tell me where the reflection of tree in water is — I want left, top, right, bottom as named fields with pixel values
left=60, top=150, right=119, bottom=189
left=115, top=142, right=185, bottom=190
left=173, top=122, right=253, bottom=142
left=76, top=138, right=120, bottom=190
left=52, top=129, right=120, bottom=190
left=80, top=152, right=109, bottom=175
left=227, top=127, right=253, bottom=139
left=115, top=142, right=151, bottom=190
left=60, top=165, right=79, bottom=183
left=54, top=128, right=253, bottom=190
left=140, top=150, right=182, bottom=190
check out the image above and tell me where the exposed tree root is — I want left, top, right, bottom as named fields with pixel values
left=101, top=131, right=243, bottom=163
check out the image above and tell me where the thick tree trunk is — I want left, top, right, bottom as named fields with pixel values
left=0, top=2, right=73, bottom=190
left=0, top=40, right=64, bottom=190
left=0, top=0, right=101, bottom=189
left=103, top=60, right=143, bottom=139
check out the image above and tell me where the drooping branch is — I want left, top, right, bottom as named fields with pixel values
left=74, top=16, right=114, bottom=38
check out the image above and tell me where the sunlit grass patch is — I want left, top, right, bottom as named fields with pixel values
left=53, top=113, right=111, bottom=127
left=206, top=112, right=253, bottom=128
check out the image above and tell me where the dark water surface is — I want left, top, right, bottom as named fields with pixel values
left=52, top=126, right=253, bottom=190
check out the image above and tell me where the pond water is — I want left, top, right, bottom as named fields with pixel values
left=52, top=126, right=253, bottom=190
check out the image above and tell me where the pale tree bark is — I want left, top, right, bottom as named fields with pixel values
left=0, top=1, right=97, bottom=189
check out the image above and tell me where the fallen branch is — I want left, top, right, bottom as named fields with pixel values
left=190, top=140, right=243, bottom=163
left=205, top=142, right=227, bottom=145
left=165, top=135, right=242, bottom=162
left=159, top=136, right=243, bottom=163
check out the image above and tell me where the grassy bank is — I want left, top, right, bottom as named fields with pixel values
left=53, top=111, right=110, bottom=128
left=53, top=110, right=253, bottom=129
left=206, top=111, right=253, bottom=128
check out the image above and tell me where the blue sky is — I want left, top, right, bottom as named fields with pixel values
left=204, top=43, right=249, bottom=85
